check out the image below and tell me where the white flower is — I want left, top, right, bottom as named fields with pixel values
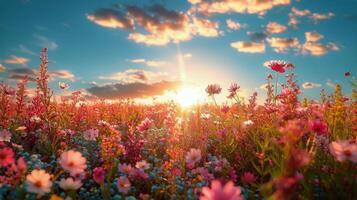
left=30, top=115, right=41, bottom=123
left=59, top=177, right=82, bottom=190
left=83, top=128, right=99, bottom=141
left=26, top=169, right=52, bottom=196
left=243, top=120, right=254, bottom=126
left=185, top=148, right=202, bottom=165
left=135, top=160, right=150, bottom=170
left=59, top=150, right=87, bottom=176
left=0, top=130, right=11, bottom=142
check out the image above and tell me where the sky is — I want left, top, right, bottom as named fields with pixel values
left=0, top=0, right=356, bottom=103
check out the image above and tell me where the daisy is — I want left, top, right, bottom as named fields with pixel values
left=329, top=140, right=357, bottom=163
left=0, top=130, right=11, bottom=142
left=200, top=180, right=244, bottom=200
left=59, top=150, right=87, bottom=175
left=117, top=176, right=131, bottom=194
left=26, top=169, right=52, bottom=196
left=118, top=163, right=133, bottom=174
left=185, top=148, right=202, bottom=165
left=135, top=160, right=150, bottom=170
left=59, top=177, right=82, bottom=190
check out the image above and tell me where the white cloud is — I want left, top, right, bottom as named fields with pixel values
left=302, top=82, right=321, bottom=89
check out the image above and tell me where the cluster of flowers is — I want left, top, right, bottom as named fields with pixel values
left=0, top=52, right=356, bottom=199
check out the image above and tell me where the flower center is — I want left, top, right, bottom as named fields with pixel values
left=34, top=180, right=42, bottom=188
left=68, top=161, right=75, bottom=167
left=343, top=150, right=352, bottom=157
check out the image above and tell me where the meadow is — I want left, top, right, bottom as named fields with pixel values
left=0, top=49, right=356, bottom=200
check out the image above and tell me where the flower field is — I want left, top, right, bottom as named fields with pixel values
left=0, top=49, right=356, bottom=200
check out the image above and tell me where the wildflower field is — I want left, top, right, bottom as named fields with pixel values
left=0, top=49, right=356, bottom=200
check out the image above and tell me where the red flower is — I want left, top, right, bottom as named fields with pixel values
left=93, top=167, right=105, bottom=184
left=264, top=60, right=293, bottom=73
left=0, top=147, right=15, bottom=167
left=310, top=120, right=328, bottom=136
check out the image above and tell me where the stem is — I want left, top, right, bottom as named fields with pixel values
left=275, top=72, right=278, bottom=105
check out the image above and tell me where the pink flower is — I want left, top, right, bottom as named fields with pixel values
left=264, top=60, right=291, bottom=73
left=228, top=83, right=240, bottom=94
left=310, top=120, right=328, bottom=136
left=59, top=150, right=87, bottom=176
left=329, top=140, right=357, bottom=163
left=200, top=180, right=244, bottom=200
left=241, top=172, right=257, bottom=184
left=117, top=176, right=131, bottom=194
left=0, top=130, right=11, bottom=142
left=0, top=147, right=15, bottom=167
left=83, top=128, right=99, bottom=141
left=137, top=118, right=152, bottom=133
left=118, top=163, right=133, bottom=174
left=206, top=84, right=222, bottom=96
left=93, top=167, right=105, bottom=184
left=26, top=169, right=52, bottom=196
left=185, top=148, right=202, bottom=166
left=135, top=160, right=150, bottom=170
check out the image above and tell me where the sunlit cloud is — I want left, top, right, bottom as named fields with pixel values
left=191, top=17, right=221, bottom=37
left=247, top=31, right=268, bottom=42
left=86, top=8, right=134, bottom=30
left=302, top=42, right=339, bottom=56
left=266, top=22, right=287, bottom=34
left=129, top=59, right=167, bottom=67
left=291, top=7, right=311, bottom=17
left=3, top=55, right=29, bottom=66
left=302, top=82, right=322, bottom=89
left=192, top=0, right=291, bottom=15
left=87, top=80, right=181, bottom=99
left=326, top=79, right=336, bottom=88
left=267, top=37, right=299, bottom=53
left=0, top=64, right=7, bottom=72
left=6, top=67, right=76, bottom=82
left=231, top=41, right=265, bottom=53
left=226, top=19, right=244, bottom=30
left=99, top=69, right=169, bottom=84
left=305, top=32, right=323, bottom=42
left=35, top=35, right=58, bottom=50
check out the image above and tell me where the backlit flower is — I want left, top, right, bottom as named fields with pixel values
left=200, top=180, right=244, bottom=200
left=117, top=176, right=131, bottom=194
left=59, top=150, right=87, bottom=175
left=137, top=118, right=152, bottom=133
left=59, top=177, right=82, bottom=190
left=329, top=140, right=357, bottom=163
left=206, top=84, right=222, bottom=96
left=228, top=83, right=240, bottom=94
left=26, top=169, right=52, bottom=196
left=185, top=148, right=202, bottom=165
left=264, top=60, right=290, bottom=73
left=0, top=130, right=11, bottom=142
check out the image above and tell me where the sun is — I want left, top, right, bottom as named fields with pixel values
left=175, top=86, right=203, bottom=108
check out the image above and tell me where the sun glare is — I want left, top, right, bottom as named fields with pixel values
left=175, top=87, right=203, bottom=108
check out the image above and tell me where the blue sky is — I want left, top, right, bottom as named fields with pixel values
left=0, top=0, right=356, bottom=102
